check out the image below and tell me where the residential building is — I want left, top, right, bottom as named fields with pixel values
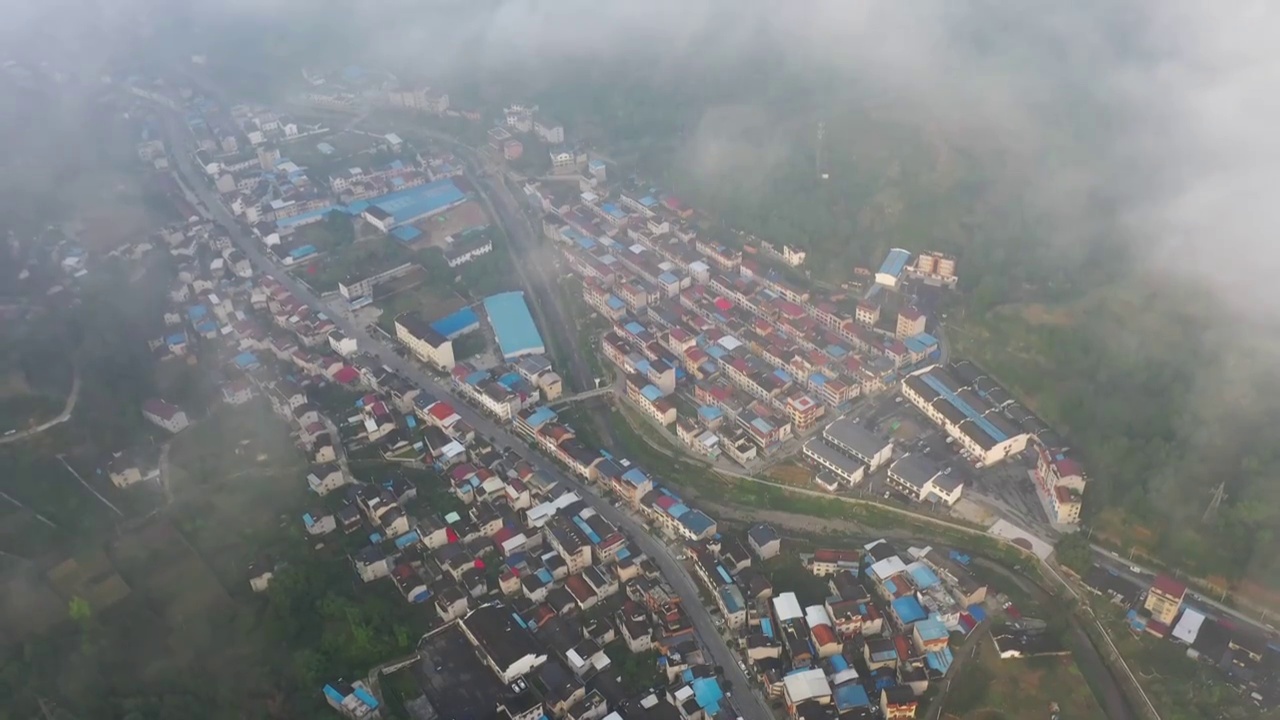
left=887, top=454, right=963, bottom=506
left=901, top=366, right=1030, bottom=467
left=880, top=686, right=917, bottom=719
left=823, top=419, right=893, bottom=473
left=808, top=549, right=861, bottom=577
left=895, top=307, right=926, bottom=340
left=534, top=120, right=565, bottom=144
left=803, top=439, right=866, bottom=486
left=1144, top=575, right=1187, bottom=626
left=1033, top=444, right=1087, bottom=525
left=461, top=603, right=549, bottom=683
left=855, top=301, right=880, bottom=328
left=322, top=680, right=382, bottom=719
left=395, top=311, right=455, bottom=370
left=747, top=524, right=781, bottom=560
left=142, top=398, right=189, bottom=433
left=784, top=392, right=824, bottom=432
left=329, top=330, right=358, bottom=356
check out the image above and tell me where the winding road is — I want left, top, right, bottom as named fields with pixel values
left=0, top=368, right=80, bottom=445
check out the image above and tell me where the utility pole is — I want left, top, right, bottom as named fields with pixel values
left=1203, top=481, right=1226, bottom=523
left=815, top=121, right=827, bottom=180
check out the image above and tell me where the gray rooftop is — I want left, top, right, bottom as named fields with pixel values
left=888, top=454, right=941, bottom=489
left=823, top=419, right=890, bottom=460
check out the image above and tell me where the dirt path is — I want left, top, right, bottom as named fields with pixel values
left=0, top=367, right=80, bottom=445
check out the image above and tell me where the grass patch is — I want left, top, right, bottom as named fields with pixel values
left=943, top=632, right=1104, bottom=720
left=763, top=555, right=830, bottom=607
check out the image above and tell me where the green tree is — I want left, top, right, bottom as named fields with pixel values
left=1054, top=534, right=1092, bottom=576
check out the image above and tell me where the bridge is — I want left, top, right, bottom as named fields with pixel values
left=547, top=385, right=615, bottom=408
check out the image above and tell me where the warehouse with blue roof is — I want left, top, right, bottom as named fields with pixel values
left=875, top=247, right=912, bottom=287
left=483, top=291, right=546, bottom=360
left=361, top=177, right=468, bottom=230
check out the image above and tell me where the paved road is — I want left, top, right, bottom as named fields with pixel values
left=1091, top=548, right=1278, bottom=636
left=0, top=368, right=80, bottom=444
left=161, top=111, right=773, bottom=720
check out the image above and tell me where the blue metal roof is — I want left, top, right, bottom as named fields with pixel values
left=878, top=248, right=911, bottom=278
left=680, top=510, right=715, bottom=535
left=834, top=684, right=871, bottom=710
left=926, top=647, right=954, bottom=674
left=233, top=351, right=258, bottom=368
left=915, top=616, right=948, bottom=641
left=275, top=207, right=338, bottom=229
left=640, top=385, right=664, bottom=402
left=622, top=468, right=649, bottom=486
left=368, top=178, right=467, bottom=226
left=691, top=677, right=723, bottom=714
left=606, top=296, right=626, bottom=310
left=920, top=372, right=1008, bottom=442
left=391, top=225, right=422, bottom=242
left=483, top=292, right=546, bottom=359
left=525, top=407, right=557, bottom=429
left=430, top=307, right=480, bottom=339
left=761, top=618, right=774, bottom=638
left=323, top=685, right=346, bottom=704
left=908, top=563, right=941, bottom=589
left=573, top=516, right=602, bottom=544
left=892, top=596, right=928, bottom=624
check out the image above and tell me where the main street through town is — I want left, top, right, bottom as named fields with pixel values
left=159, top=110, right=773, bottom=720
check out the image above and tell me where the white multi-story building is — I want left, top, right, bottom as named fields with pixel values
left=394, top=312, right=455, bottom=370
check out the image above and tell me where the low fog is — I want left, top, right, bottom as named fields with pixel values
left=5, top=0, right=1278, bottom=312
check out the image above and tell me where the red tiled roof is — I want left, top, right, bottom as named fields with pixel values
left=1151, top=574, right=1187, bottom=599
left=893, top=634, right=912, bottom=662
left=333, top=366, right=360, bottom=384
left=812, top=624, right=838, bottom=648
left=428, top=402, right=459, bottom=421
left=143, top=398, right=182, bottom=420
left=566, top=574, right=597, bottom=602
left=814, top=548, right=861, bottom=564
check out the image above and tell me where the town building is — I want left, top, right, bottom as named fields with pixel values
left=1144, top=575, right=1187, bottom=627
left=887, top=454, right=963, bottom=506
left=895, top=307, right=926, bottom=340
left=901, top=366, right=1030, bottom=467
left=1033, top=445, right=1086, bottom=525
left=395, top=312, right=455, bottom=370
left=823, top=419, right=893, bottom=473
left=142, top=398, right=189, bottom=433
left=461, top=603, right=549, bottom=683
